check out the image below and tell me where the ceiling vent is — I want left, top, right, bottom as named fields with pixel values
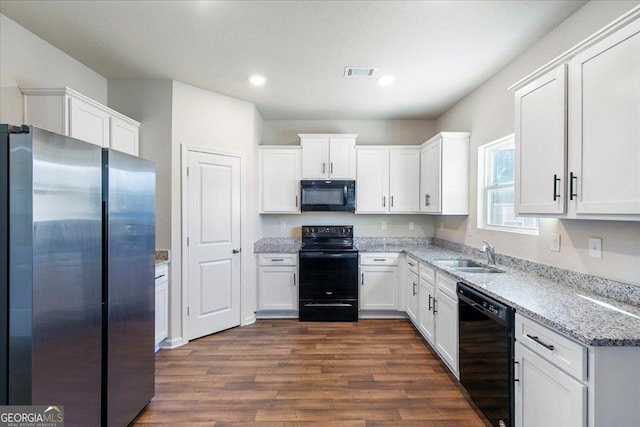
left=344, top=67, right=377, bottom=77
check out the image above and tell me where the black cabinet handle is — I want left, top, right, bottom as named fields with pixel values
left=433, top=298, right=437, bottom=314
left=428, top=294, right=432, bottom=311
left=425, top=194, right=431, bottom=206
left=526, top=334, right=555, bottom=351
left=514, top=361, right=520, bottom=382
left=569, top=172, right=577, bottom=200
left=412, top=282, right=417, bottom=296
left=553, top=174, right=561, bottom=201
left=361, top=273, right=364, bottom=286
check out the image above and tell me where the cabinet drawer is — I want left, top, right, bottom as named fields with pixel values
left=515, top=314, right=587, bottom=381
left=360, top=252, right=399, bottom=266
left=436, top=272, right=457, bottom=299
left=406, top=256, right=418, bottom=274
left=419, top=263, right=435, bottom=283
left=155, top=263, right=169, bottom=283
left=258, top=253, right=298, bottom=266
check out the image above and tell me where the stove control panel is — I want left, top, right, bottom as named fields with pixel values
left=302, top=225, right=353, bottom=238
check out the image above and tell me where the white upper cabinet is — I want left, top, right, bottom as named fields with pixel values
left=259, top=147, right=301, bottom=213
left=568, top=18, right=640, bottom=216
left=110, top=116, right=139, bottom=156
left=419, top=132, right=470, bottom=215
left=511, top=9, right=640, bottom=220
left=68, top=95, right=110, bottom=147
left=356, top=147, right=420, bottom=214
left=355, top=148, right=389, bottom=213
left=389, top=149, right=420, bottom=213
left=21, top=87, right=140, bottom=156
left=299, top=134, right=357, bottom=179
left=515, top=65, right=567, bottom=215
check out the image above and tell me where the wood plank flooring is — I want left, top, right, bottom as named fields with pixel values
left=133, top=319, right=491, bottom=427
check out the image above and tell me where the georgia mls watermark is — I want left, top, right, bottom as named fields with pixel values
left=0, top=406, right=64, bottom=427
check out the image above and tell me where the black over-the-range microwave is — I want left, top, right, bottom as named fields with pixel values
left=300, top=180, right=356, bottom=212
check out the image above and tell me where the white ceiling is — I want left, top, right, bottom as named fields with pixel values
left=0, top=0, right=587, bottom=120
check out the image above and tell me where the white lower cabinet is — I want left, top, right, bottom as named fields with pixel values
left=414, top=262, right=458, bottom=377
left=257, top=254, right=298, bottom=314
left=514, top=313, right=640, bottom=427
left=434, top=283, right=458, bottom=377
left=154, top=263, right=169, bottom=351
left=406, top=257, right=419, bottom=323
left=515, top=342, right=586, bottom=427
left=359, top=253, right=399, bottom=311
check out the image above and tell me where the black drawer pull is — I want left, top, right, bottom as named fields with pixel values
left=155, top=273, right=166, bottom=279
left=373, top=258, right=386, bottom=262
left=526, top=334, right=555, bottom=351
left=553, top=174, right=561, bottom=201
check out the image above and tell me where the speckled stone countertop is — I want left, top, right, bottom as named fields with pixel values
left=155, top=250, right=170, bottom=266
left=254, top=237, right=640, bottom=346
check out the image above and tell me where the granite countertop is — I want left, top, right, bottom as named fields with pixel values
left=254, top=237, right=640, bottom=347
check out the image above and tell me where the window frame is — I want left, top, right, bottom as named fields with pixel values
left=477, top=134, right=539, bottom=235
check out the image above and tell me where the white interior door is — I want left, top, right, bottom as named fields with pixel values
left=186, top=149, right=241, bottom=340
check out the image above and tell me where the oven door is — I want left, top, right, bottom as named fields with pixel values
left=298, top=251, right=358, bottom=299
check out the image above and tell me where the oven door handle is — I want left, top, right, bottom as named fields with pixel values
left=299, top=252, right=358, bottom=259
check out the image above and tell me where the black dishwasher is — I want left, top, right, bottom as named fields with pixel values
left=457, top=282, right=515, bottom=427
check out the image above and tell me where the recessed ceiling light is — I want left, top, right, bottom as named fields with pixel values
left=377, top=75, right=395, bottom=86
left=249, top=75, right=266, bottom=86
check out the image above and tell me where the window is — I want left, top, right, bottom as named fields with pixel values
left=478, top=135, right=538, bottom=234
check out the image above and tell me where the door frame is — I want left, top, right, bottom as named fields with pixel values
left=180, top=145, right=247, bottom=343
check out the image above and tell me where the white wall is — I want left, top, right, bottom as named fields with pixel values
left=108, top=79, right=174, bottom=251
left=262, top=119, right=436, bottom=145
left=171, top=81, right=262, bottom=341
left=435, top=0, right=640, bottom=285
left=261, top=213, right=436, bottom=239
left=0, top=14, right=107, bottom=124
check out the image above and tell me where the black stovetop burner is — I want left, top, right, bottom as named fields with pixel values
left=300, top=225, right=355, bottom=252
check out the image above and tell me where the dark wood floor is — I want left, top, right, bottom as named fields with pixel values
left=133, top=319, right=490, bottom=427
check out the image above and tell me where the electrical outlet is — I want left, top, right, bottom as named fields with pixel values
left=550, top=233, right=561, bottom=252
left=279, top=221, right=286, bottom=230
left=409, top=221, right=414, bottom=230
left=440, top=221, right=444, bottom=230
left=589, top=237, right=602, bottom=258
left=381, top=221, right=387, bottom=230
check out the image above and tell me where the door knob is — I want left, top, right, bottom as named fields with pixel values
left=232, top=248, right=241, bottom=254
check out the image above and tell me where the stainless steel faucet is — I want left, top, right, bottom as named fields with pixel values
left=482, top=240, right=496, bottom=265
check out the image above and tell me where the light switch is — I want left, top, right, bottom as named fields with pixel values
left=381, top=221, right=387, bottom=230
left=279, top=221, right=286, bottom=230
left=589, top=237, right=602, bottom=258
left=409, top=221, right=414, bottom=230
left=550, top=233, right=561, bottom=252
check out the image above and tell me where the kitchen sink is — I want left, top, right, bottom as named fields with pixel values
left=455, top=266, right=504, bottom=274
left=435, top=259, right=484, bottom=268
left=434, top=259, right=504, bottom=273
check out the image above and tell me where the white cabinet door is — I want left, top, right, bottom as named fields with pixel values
left=515, top=65, right=567, bottom=215
left=68, top=96, right=110, bottom=147
left=435, top=288, right=458, bottom=376
left=389, top=149, right=420, bottom=213
left=356, top=149, right=389, bottom=213
left=258, top=266, right=298, bottom=310
left=360, top=266, right=398, bottom=310
left=406, top=271, right=419, bottom=323
left=300, top=137, right=328, bottom=179
left=420, top=139, right=441, bottom=213
left=515, top=342, right=587, bottom=427
left=418, top=279, right=436, bottom=346
left=568, top=20, right=640, bottom=215
left=110, top=116, right=139, bottom=155
left=259, top=148, right=301, bottom=213
left=155, top=264, right=169, bottom=349
left=328, top=137, right=356, bottom=179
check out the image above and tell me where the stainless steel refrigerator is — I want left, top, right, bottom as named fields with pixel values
left=1, top=124, right=155, bottom=426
